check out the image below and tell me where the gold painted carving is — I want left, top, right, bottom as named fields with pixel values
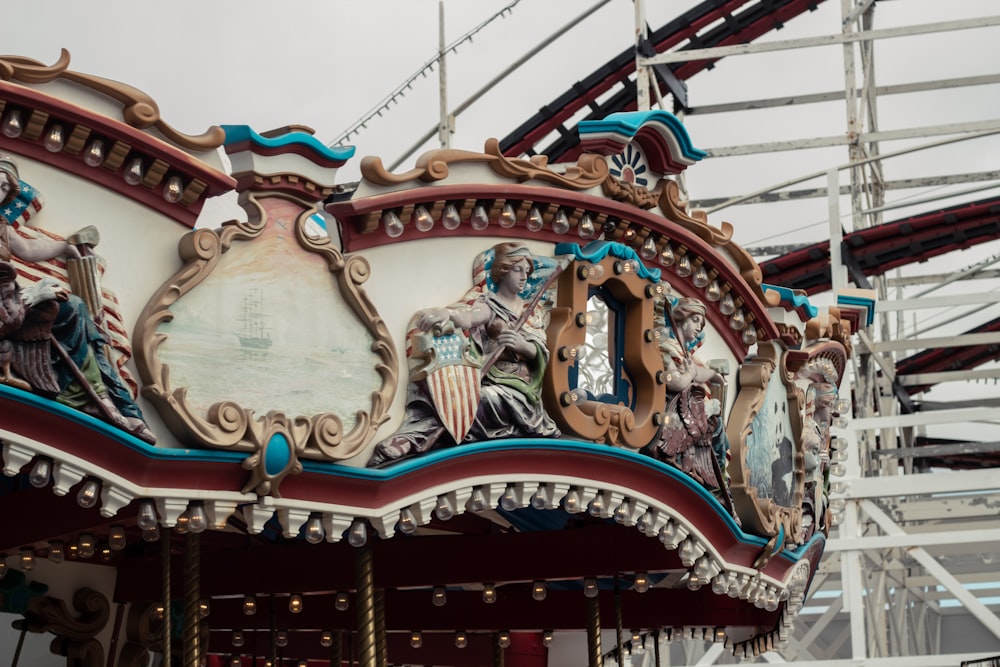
left=134, top=194, right=398, bottom=495
left=360, top=138, right=609, bottom=190
left=0, top=49, right=225, bottom=150
left=726, top=342, right=806, bottom=543
left=544, top=254, right=665, bottom=448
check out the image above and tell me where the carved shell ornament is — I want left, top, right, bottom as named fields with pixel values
left=133, top=195, right=398, bottom=496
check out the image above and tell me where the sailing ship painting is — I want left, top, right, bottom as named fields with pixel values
left=236, top=287, right=272, bottom=350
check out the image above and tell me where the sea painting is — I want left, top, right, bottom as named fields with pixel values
left=158, top=201, right=380, bottom=430
left=744, top=370, right=796, bottom=508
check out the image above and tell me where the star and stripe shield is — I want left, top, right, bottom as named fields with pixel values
left=411, top=328, right=481, bottom=443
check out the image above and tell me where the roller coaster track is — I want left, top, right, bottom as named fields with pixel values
left=498, top=0, right=826, bottom=161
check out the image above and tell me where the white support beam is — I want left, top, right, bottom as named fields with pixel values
left=898, top=368, right=1000, bottom=386
left=850, top=406, right=1000, bottom=430
left=860, top=500, right=1000, bottom=643
left=847, top=466, right=1000, bottom=498
left=877, top=292, right=1000, bottom=312
left=639, top=15, right=1000, bottom=66
left=826, top=526, right=1000, bottom=551
left=874, top=331, right=1000, bottom=353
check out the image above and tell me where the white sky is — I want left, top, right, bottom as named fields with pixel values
left=3, top=0, right=1000, bottom=286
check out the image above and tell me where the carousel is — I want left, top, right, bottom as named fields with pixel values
left=0, top=51, right=864, bottom=667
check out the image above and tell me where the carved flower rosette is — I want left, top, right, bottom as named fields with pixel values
left=133, top=194, right=397, bottom=496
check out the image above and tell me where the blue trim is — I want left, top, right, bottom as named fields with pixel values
left=762, top=284, right=819, bottom=318
left=837, top=295, right=877, bottom=326
left=0, top=384, right=245, bottom=463
left=578, top=110, right=707, bottom=162
left=555, top=241, right=662, bottom=283
left=221, top=125, right=356, bottom=162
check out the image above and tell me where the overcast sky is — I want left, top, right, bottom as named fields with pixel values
left=3, top=0, right=999, bottom=256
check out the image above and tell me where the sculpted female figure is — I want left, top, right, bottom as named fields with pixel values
left=645, top=297, right=732, bottom=505
left=367, top=242, right=559, bottom=467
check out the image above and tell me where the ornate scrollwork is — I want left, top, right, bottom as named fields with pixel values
left=13, top=587, right=110, bottom=667
left=0, top=50, right=225, bottom=150
left=134, top=195, right=398, bottom=496
left=360, top=138, right=609, bottom=190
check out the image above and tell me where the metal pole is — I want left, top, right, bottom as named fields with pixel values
left=375, top=588, right=387, bottom=667
left=634, top=0, right=650, bottom=111
left=614, top=577, right=623, bottom=667
left=493, top=632, right=505, bottom=667
left=355, top=544, right=377, bottom=667
left=587, top=593, right=603, bottom=667
left=182, top=532, right=201, bottom=667
left=162, top=537, right=172, bottom=667
left=438, top=1, right=450, bottom=149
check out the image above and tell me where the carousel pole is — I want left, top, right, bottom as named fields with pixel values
left=162, top=535, right=172, bottom=667
left=586, top=592, right=603, bottom=667
left=374, top=588, right=387, bottom=667
left=493, top=632, right=505, bottom=667
left=182, top=531, right=201, bottom=667
left=354, top=543, right=377, bottom=667
left=330, top=630, right=343, bottom=667
left=653, top=629, right=661, bottom=667
left=614, top=576, right=624, bottom=667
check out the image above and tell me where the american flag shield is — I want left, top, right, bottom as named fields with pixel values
left=420, top=331, right=481, bottom=443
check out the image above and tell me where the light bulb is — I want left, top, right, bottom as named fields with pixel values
left=640, top=236, right=657, bottom=260
left=500, top=485, right=518, bottom=512
left=587, top=494, right=603, bottom=517
left=432, top=586, right=447, bottom=607
left=78, top=534, right=95, bottom=559
left=542, top=631, right=553, bottom=647
left=526, top=206, right=544, bottom=232
left=412, top=205, right=434, bottom=232
left=243, top=595, right=257, bottom=615
left=83, top=139, right=105, bottom=167
left=397, top=507, right=417, bottom=535
left=304, top=515, right=324, bottom=544
left=76, top=478, right=101, bottom=509
left=109, top=526, right=127, bottom=551
left=289, top=594, right=303, bottom=613
left=729, top=310, right=746, bottom=330
left=442, top=203, right=461, bottom=230
left=99, top=544, right=112, bottom=562
left=137, top=500, right=158, bottom=530
left=498, top=631, right=511, bottom=648
left=634, top=572, right=650, bottom=593
left=470, top=205, right=489, bottom=230
left=154, top=604, right=165, bottom=620
left=188, top=504, right=208, bottom=534
left=705, top=280, right=722, bottom=302
left=275, top=631, right=288, bottom=648
left=583, top=577, right=598, bottom=598
left=467, top=488, right=488, bottom=513
left=675, top=254, right=692, bottom=277
left=552, top=209, right=570, bottom=234
left=0, top=556, right=7, bottom=579
left=719, top=292, right=736, bottom=315
left=563, top=488, right=581, bottom=514
left=613, top=499, right=631, bottom=524
left=659, top=244, right=675, bottom=266
left=29, top=458, right=51, bottom=488
left=347, top=520, right=368, bottom=547
left=199, top=599, right=210, bottom=618
left=123, top=157, right=144, bottom=185
left=577, top=213, right=595, bottom=238
left=48, top=541, right=64, bottom=564
left=44, top=124, right=65, bottom=152
left=499, top=203, right=517, bottom=228
left=381, top=210, right=404, bottom=238
left=482, top=583, right=497, bottom=604
left=232, top=631, right=244, bottom=647
left=2, top=109, right=23, bottom=138
left=434, top=494, right=455, bottom=521
left=20, top=548, right=34, bottom=571
left=693, top=264, right=709, bottom=288
left=455, top=631, right=468, bottom=649
left=410, top=631, right=423, bottom=648
left=174, top=513, right=190, bottom=534
left=320, top=631, right=333, bottom=648
left=532, top=580, right=547, bottom=601
left=742, top=327, right=758, bottom=346
left=142, top=526, right=160, bottom=542
left=530, top=486, right=547, bottom=510
left=163, top=176, right=184, bottom=203
left=335, top=592, right=349, bottom=611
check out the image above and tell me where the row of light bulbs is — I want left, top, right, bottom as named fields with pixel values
left=379, top=202, right=758, bottom=346
left=1, top=108, right=186, bottom=203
